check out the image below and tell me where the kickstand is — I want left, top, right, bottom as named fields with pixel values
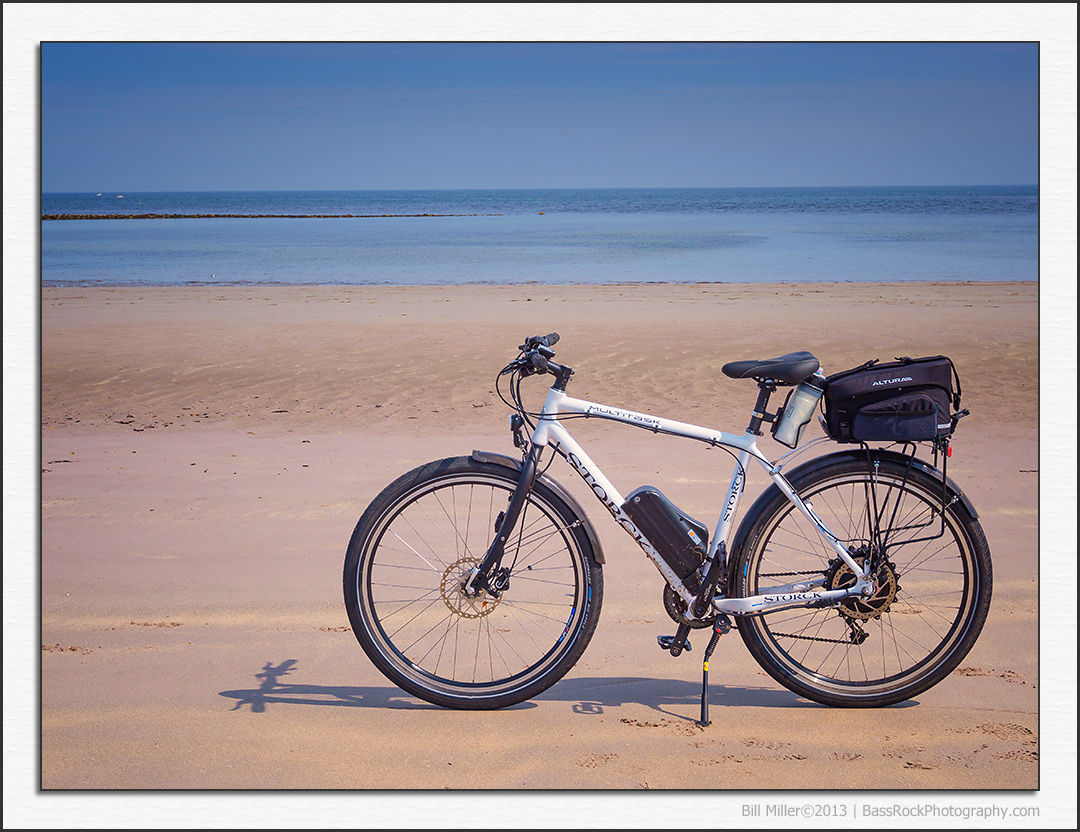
left=697, top=615, right=731, bottom=727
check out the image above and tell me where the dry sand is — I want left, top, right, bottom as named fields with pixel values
left=38, top=282, right=1042, bottom=794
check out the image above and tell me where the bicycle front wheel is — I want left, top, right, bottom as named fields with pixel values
left=344, top=455, right=603, bottom=709
left=732, top=452, right=992, bottom=707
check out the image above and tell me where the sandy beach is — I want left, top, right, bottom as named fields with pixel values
left=39, top=281, right=1041, bottom=792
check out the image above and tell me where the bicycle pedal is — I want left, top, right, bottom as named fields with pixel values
left=657, top=635, right=691, bottom=654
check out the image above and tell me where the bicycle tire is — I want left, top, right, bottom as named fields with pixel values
left=344, top=455, right=604, bottom=709
left=731, top=452, right=992, bottom=707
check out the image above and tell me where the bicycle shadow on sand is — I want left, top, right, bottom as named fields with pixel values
left=540, top=675, right=824, bottom=717
left=220, top=660, right=913, bottom=717
left=546, top=676, right=915, bottom=716
left=218, top=659, right=449, bottom=713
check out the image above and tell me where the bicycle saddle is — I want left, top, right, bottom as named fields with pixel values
left=721, top=351, right=820, bottom=385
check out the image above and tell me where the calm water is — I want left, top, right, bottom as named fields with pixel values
left=41, top=187, right=1038, bottom=286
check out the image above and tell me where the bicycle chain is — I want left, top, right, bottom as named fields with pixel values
left=758, top=570, right=853, bottom=643
left=771, top=631, right=853, bottom=645
left=758, top=571, right=825, bottom=578
left=772, top=620, right=867, bottom=646
left=758, top=570, right=870, bottom=644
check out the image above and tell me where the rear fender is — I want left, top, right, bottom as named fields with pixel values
left=727, top=447, right=977, bottom=587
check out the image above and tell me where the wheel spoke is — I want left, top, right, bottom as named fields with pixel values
left=351, top=469, right=597, bottom=703
left=738, top=459, right=987, bottom=704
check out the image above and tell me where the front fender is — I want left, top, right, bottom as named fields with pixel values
left=471, top=449, right=606, bottom=564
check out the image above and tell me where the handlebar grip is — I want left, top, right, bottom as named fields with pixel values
left=524, top=332, right=560, bottom=349
left=530, top=352, right=549, bottom=373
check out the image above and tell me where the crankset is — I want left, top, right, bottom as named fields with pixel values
left=663, top=583, right=716, bottom=629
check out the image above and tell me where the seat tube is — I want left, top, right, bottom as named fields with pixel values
left=746, top=382, right=775, bottom=436
left=711, top=449, right=750, bottom=560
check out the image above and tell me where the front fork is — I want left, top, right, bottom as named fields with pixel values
left=463, top=441, right=543, bottom=597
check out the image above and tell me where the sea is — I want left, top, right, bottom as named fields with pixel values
left=40, top=186, right=1038, bottom=286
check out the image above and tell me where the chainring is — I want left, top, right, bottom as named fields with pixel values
left=663, top=583, right=715, bottom=629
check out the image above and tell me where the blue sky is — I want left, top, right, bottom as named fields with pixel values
left=41, top=42, right=1038, bottom=191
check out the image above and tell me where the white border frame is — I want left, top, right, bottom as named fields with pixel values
left=8, top=5, right=1074, bottom=828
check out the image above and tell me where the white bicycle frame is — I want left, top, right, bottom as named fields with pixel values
left=530, top=385, right=874, bottom=616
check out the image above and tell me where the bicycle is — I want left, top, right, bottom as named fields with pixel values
left=344, top=334, right=992, bottom=722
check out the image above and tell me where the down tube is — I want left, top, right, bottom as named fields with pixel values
left=533, top=418, right=698, bottom=604
left=534, top=419, right=626, bottom=514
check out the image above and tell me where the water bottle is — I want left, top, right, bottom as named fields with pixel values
left=774, top=371, right=827, bottom=448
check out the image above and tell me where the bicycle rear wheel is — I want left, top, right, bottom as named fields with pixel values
left=344, top=455, right=603, bottom=709
left=732, top=452, right=992, bottom=707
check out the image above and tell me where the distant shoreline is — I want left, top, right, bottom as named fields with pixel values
left=42, top=212, right=504, bottom=220
left=41, top=279, right=1035, bottom=290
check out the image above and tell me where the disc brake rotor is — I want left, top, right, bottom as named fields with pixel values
left=441, top=557, right=501, bottom=619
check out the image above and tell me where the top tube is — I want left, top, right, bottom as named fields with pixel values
left=539, top=387, right=771, bottom=464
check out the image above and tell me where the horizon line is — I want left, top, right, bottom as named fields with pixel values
left=43, top=183, right=1039, bottom=195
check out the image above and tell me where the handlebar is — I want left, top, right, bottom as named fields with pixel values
left=501, top=332, right=573, bottom=389
left=521, top=332, right=559, bottom=350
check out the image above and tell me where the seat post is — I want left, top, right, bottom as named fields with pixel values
left=746, top=380, right=777, bottom=436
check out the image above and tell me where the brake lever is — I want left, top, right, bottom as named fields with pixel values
left=499, top=357, right=526, bottom=376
